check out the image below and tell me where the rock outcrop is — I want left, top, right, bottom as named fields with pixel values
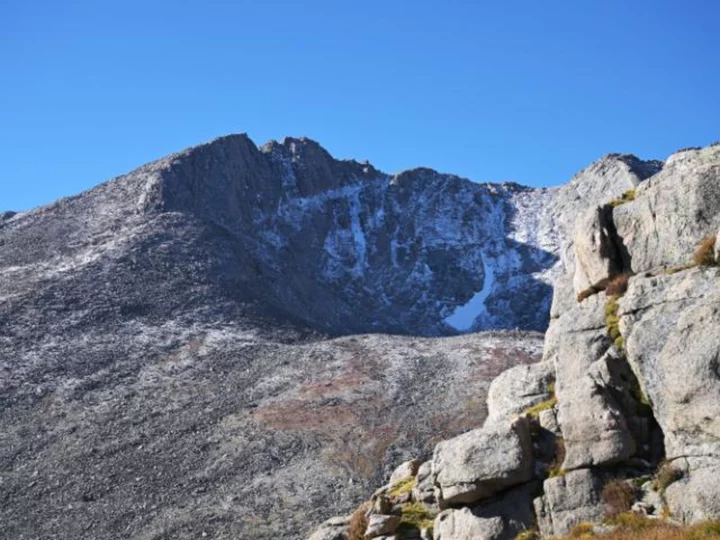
left=309, top=141, right=720, bottom=540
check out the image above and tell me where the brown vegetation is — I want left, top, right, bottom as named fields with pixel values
left=605, top=274, right=630, bottom=297
left=653, top=461, right=683, bottom=493
left=693, top=235, right=717, bottom=267
left=601, top=479, right=637, bottom=519
left=347, top=502, right=370, bottom=540
left=561, top=512, right=720, bottom=539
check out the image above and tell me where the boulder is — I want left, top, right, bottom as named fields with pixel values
left=556, top=355, right=636, bottom=470
left=485, top=361, right=555, bottom=426
left=534, top=469, right=605, bottom=537
left=432, top=417, right=533, bottom=506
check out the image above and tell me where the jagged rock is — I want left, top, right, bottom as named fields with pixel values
left=388, top=459, right=422, bottom=488
left=308, top=516, right=350, bottom=540
left=573, top=205, right=622, bottom=295
left=613, top=144, right=720, bottom=273
left=534, top=469, right=606, bottom=537
left=484, top=362, right=555, bottom=426
left=365, top=514, right=401, bottom=538
left=432, top=417, right=533, bottom=506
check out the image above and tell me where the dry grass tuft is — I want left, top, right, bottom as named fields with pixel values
left=652, top=461, right=683, bottom=493
left=347, top=502, right=371, bottom=540
left=561, top=512, right=720, bottom=538
left=602, top=479, right=637, bottom=519
left=694, top=235, right=717, bottom=267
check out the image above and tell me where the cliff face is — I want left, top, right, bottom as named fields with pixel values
left=310, top=143, right=720, bottom=540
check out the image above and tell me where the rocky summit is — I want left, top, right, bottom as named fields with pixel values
left=1, top=134, right=717, bottom=540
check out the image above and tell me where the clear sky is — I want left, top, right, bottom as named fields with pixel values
left=2, top=0, right=719, bottom=211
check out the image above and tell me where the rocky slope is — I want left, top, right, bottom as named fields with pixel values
left=0, top=133, right=669, bottom=539
left=310, top=142, right=720, bottom=540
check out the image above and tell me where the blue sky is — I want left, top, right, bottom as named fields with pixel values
left=2, top=0, right=719, bottom=211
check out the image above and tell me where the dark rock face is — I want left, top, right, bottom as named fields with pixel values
left=0, top=134, right=665, bottom=539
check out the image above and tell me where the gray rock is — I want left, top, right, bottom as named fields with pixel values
left=412, top=461, right=436, bottom=506
left=621, top=269, right=720, bottom=460
left=485, top=361, right=555, bottom=426
left=388, top=459, right=422, bottom=488
left=539, top=408, right=561, bottom=436
left=365, top=514, right=401, bottom=538
left=665, top=458, right=720, bottom=524
left=557, top=358, right=636, bottom=470
left=308, top=516, right=350, bottom=540
left=613, top=144, right=720, bottom=273
left=432, top=417, right=533, bottom=506
left=433, top=483, right=536, bottom=540
left=534, top=469, right=605, bottom=537
left=433, top=509, right=505, bottom=540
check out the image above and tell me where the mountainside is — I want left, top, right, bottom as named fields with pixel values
left=309, top=143, right=720, bottom=540
left=0, top=134, right=670, bottom=539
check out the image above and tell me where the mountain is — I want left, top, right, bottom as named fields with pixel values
left=0, top=134, right=665, bottom=539
left=310, top=143, right=720, bottom=540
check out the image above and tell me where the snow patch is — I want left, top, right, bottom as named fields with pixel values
left=444, top=253, right=496, bottom=331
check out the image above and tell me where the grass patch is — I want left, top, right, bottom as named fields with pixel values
left=569, top=522, right=596, bottom=537
left=605, top=296, right=623, bottom=352
left=523, top=380, right=557, bottom=418
left=548, top=436, right=566, bottom=478
left=397, top=502, right=436, bottom=536
left=388, top=476, right=416, bottom=498
left=665, top=264, right=695, bottom=275
left=609, top=189, right=637, bottom=208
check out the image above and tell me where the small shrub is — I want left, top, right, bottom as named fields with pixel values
left=605, top=274, right=630, bottom=297
left=693, top=235, right=717, bottom=267
left=653, top=461, right=683, bottom=493
left=609, top=189, right=637, bottom=208
left=347, top=502, right=370, bottom=540
left=602, top=479, right=637, bottom=519
left=515, top=528, right=540, bottom=540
